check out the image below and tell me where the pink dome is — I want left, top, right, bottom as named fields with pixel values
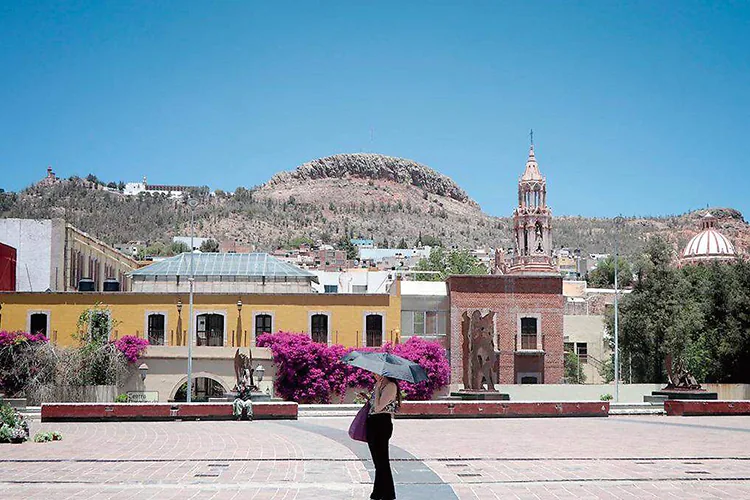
left=680, top=213, right=736, bottom=264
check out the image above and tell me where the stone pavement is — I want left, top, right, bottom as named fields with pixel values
left=1, top=415, right=750, bottom=499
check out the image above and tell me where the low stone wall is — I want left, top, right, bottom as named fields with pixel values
left=448, top=384, right=750, bottom=403
left=665, top=400, right=750, bottom=416
left=397, top=401, right=609, bottom=419
left=41, top=402, right=298, bottom=421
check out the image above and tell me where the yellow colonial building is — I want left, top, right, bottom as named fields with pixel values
left=0, top=253, right=403, bottom=402
left=0, top=290, right=402, bottom=349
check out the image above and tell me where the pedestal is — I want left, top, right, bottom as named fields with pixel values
left=651, top=390, right=718, bottom=400
left=449, top=391, right=510, bottom=401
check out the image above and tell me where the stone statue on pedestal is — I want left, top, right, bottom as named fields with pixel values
left=232, top=348, right=256, bottom=420
left=461, top=310, right=498, bottom=392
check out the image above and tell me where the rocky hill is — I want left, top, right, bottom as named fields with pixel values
left=0, top=153, right=748, bottom=259
left=265, top=153, right=476, bottom=205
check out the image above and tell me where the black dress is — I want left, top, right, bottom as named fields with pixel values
left=366, top=388, right=398, bottom=500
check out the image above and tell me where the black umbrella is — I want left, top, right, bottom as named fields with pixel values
left=342, top=351, right=428, bottom=384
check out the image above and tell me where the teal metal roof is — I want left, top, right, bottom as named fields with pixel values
left=129, top=253, right=318, bottom=282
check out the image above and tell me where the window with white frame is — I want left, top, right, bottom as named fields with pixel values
left=310, top=314, right=328, bottom=344
left=411, top=311, right=439, bottom=337
left=147, top=313, right=166, bottom=345
left=255, top=314, right=273, bottom=338
left=197, top=313, right=224, bottom=346
left=29, top=312, right=49, bottom=337
left=365, top=314, right=383, bottom=347
left=520, top=317, right=538, bottom=350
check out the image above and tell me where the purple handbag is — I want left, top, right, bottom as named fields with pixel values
left=348, top=400, right=370, bottom=442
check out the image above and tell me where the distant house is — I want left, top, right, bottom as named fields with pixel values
left=173, top=236, right=210, bottom=251
left=350, top=238, right=375, bottom=249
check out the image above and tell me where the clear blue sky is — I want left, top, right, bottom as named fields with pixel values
left=1, top=1, right=748, bottom=219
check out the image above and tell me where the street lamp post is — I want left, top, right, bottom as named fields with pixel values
left=186, top=198, right=199, bottom=403
left=613, top=215, right=624, bottom=403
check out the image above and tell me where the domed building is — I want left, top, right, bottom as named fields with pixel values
left=680, top=212, right=737, bottom=266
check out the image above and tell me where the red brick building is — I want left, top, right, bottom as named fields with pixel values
left=448, top=275, right=564, bottom=385
left=448, top=143, right=564, bottom=387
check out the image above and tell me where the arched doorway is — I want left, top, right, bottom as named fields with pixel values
left=171, top=375, right=229, bottom=402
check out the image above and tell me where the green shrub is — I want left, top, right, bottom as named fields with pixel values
left=115, top=393, right=129, bottom=403
left=0, top=401, right=29, bottom=443
left=600, top=393, right=613, bottom=401
left=33, top=431, right=62, bottom=443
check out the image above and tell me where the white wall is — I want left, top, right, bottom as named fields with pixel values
left=0, top=218, right=54, bottom=291
left=122, top=346, right=276, bottom=402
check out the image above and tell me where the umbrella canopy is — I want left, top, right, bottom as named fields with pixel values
left=342, top=351, right=428, bottom=384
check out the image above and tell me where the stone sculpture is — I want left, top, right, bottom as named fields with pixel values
left=232, top=348, right=256, bottom=420
left=664, top=353, right=701, bottom=390
left=233, top=348, right=256, bottom=393
left=461, top=310, right=498, bottom=391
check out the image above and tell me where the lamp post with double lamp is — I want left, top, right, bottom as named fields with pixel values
left=613, top=215, right=624, bottom=403
left=186, top=198, right=199, bottom=403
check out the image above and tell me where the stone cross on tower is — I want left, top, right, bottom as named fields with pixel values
left=508, top=141, right=557, bottom=274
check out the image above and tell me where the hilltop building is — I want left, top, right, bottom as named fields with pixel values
left=680, top=212, right=738, bottom=266
left=123, top=177, right=199, bottom=199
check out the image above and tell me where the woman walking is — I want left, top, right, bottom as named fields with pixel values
left=366, top=374, right=401, bottom=500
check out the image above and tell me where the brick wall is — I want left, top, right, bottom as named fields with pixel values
left=448, top=275, right=564, bottom=385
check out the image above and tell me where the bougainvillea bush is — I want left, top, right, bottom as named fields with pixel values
left=256, top=332, right=449, bottom=404
left=114, top=336, right=149, bottom=363
left=388, top=337, right=451, bottom=400
left=0, top=331, right=49, bottom=396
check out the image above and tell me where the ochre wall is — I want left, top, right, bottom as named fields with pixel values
left=0, top=290, right=402, bottom=348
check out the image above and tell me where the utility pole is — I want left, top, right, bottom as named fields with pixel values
left=186, top=198, right=199, bottom=403
left=614, top=215, right=624, bottom=402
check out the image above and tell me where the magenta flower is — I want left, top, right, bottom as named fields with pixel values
left=113, top=336, right=149, bottom=363
left=257, top=332, right=449, bottom=403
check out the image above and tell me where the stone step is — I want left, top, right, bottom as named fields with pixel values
left=609, top=402, right=665, bottom=416
left=609, top=408, right=666, bottom=415
left=300, top=411, right=359, bottom=418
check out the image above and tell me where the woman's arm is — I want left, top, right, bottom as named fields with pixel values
left=372, top=382, right=397, bottom=412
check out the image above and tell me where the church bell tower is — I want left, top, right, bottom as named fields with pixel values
left=508, top=136, right=556, bottom=274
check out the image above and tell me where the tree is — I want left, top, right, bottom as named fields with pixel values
left=170, top=241, right=190, bottom=255
left=417, top=235, right=442, bottom=248
left=607, top=236, right=750, bottom=384
left=605, top=237, right=678, bottom=383
left=587, top=255, right=633, bottom=288
left=564, top=351, right=586, bottom=383
left=86, top=174, right=99, bottom=184
left=415, top=248, right=487, bottom=281
left=199, top=239, right=220, bottom=253
left=397, top=238, right=408, bottom=249
left=287, top=236, right=314, bottom=248
left=337, top=237, right=358, bottom=260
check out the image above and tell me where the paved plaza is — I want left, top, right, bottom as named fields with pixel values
left=2, top=415, right=750, bottom=499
